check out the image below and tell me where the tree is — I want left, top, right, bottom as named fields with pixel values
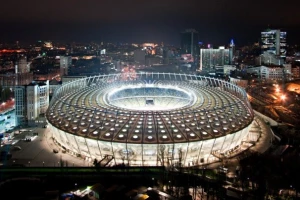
left=178, top=148, right=184, bottom=172
left=93, top=158, right=99, bottom=167
left=158, top=145, right=166, bottom=166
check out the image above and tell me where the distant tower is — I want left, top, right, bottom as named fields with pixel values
left=229, top=39, right=235, bottom=65
left=134, top=49, right=146, bottom=65
left=60, top=56, right=72, bottom=76
left=180, top=29, right=199, bottom=57
left=230, top=39, right=235, bottom=48
left=163, top=47, right=170, bottom=64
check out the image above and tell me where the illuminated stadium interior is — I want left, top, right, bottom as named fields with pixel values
left=46, top=73, right=257, bottom=167
left=106, top=85, right=196, bottom=111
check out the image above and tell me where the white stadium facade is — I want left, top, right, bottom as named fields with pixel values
left=46, top=72, right=257, bottom=167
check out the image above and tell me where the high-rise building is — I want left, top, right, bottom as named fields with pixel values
left=14, top=86, right=26, bottom=126
left=60, top=56, right=72, bottom=76
left=261, top=29, right=287, bottom=58
left=14, top=80, right=49, bottom=126
left=199, top=47, right=230, bottom=71
left=181, top=29, right=199, bottom=58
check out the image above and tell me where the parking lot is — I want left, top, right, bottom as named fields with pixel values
left=1, top=125, right=91, bottom=167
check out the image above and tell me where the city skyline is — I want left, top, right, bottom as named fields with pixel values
left=0, top=0, right=300, bottom=45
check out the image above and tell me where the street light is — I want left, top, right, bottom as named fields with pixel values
left=152, top=177, right=155, bottom=187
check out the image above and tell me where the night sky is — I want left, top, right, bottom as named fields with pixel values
left=1, top=0, right=300, bottom=46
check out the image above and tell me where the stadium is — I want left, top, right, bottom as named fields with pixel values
left=46, top=72, right=256, bottom=167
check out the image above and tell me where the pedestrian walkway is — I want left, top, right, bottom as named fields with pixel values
left=249, top=115, right=274, bottom=154
left=201, top=112, right=275, bottom=171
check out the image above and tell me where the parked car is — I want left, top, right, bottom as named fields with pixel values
left=12, top=146, right=22, bottom=151
left=53, top=149, right=59, bottom=153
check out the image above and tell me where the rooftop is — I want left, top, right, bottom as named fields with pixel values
left=46, top=73, right=253, bottom=144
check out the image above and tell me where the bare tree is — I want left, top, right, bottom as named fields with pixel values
left=158, top=145, right=166, bottom=166
left=178, top=148, right=183, bottom=169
